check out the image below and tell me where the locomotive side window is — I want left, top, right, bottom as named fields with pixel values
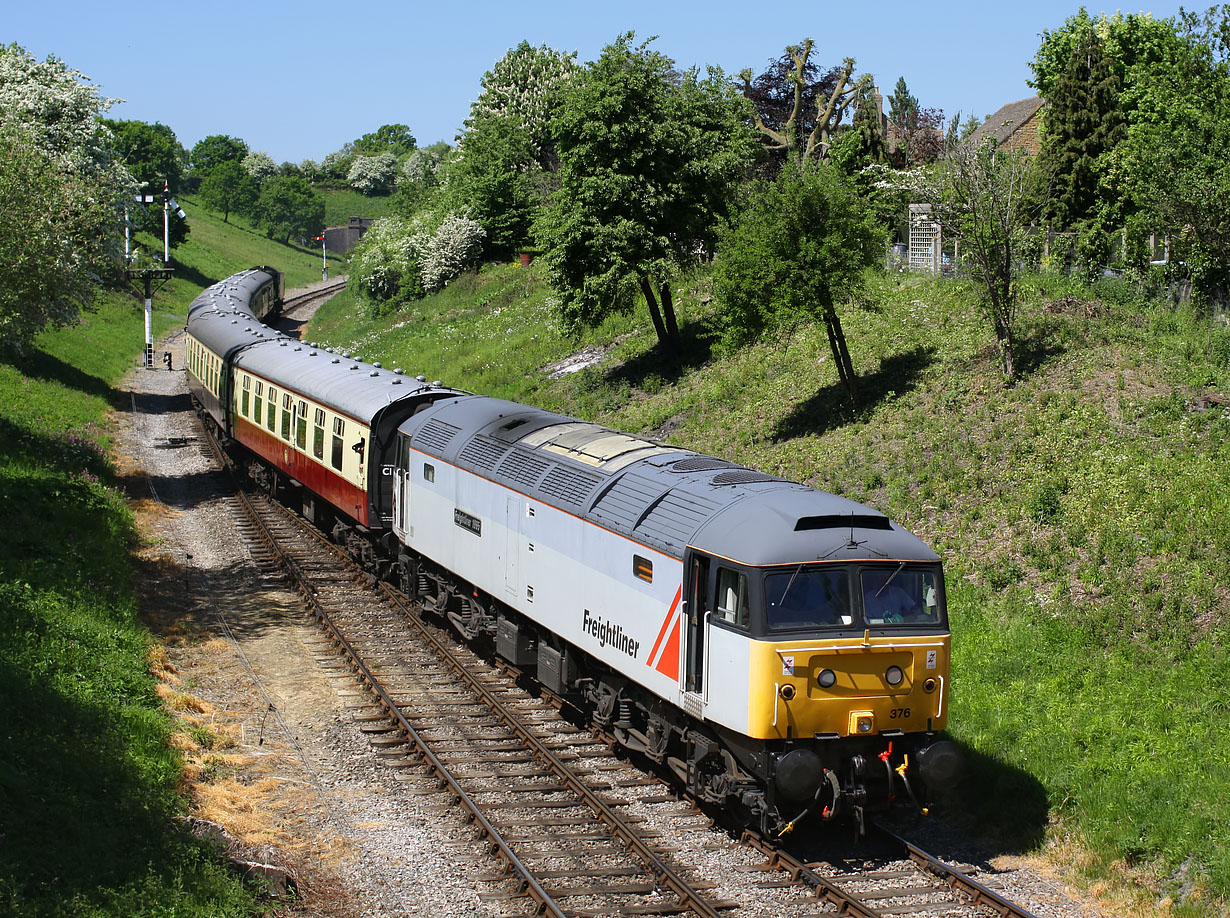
left=313, top=408, right=325, bottom=459
left=331, top=417, right=345, bottom=470
left=633, top=555, right=653, bottom=583
left=281, top=393, right=292, bottom=441
left=266, top=387, right=277, bottom=431
left=715, top=568, right=749, bottom=627
left=423, top=463, right=435, bottom=482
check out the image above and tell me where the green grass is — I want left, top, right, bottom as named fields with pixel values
left=320, top=186, right=396, bottom=228
left=0, top=292, right=259, bottom=915
left=0, top=196, right=341, bottom=915
left=308, top=265, right=1230, bottom=916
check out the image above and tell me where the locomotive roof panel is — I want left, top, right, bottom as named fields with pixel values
left=401, top=395, right=938, bottom=563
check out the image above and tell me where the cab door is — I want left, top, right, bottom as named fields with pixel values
left=391, top=434, right=411, bottom=539
left=683, top=551, right=711, bottom=699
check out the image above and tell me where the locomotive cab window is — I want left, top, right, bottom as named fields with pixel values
left=860, top=565, right=944, bottom=626
left=765, top=565, right=851, bottom=631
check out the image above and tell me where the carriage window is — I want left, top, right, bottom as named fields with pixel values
left=331, top=416, right=345, bottom=471
left=715, top=568, right=749, bottom=626
left=266, top=388, right=277, bottom=431
left=633, top=555, right=653, bottom=583
left=312, top=408, right=325, bottom=459
left=296, top=416, right=307, bottom=449
left=280, top=392, right=292, bottom=440
left=241, top=389, right=249, bottom=416
left=254, top=380, right=263, bottom=397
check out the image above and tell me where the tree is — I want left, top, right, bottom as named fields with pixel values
left=447, top=41, right=579, bottom=255
left=187, top=134, right=247, bottom=191
left=888, top=76, right=919, bottom=132
left=104, top=118, right=190, bottom=247
left=0, top=44, right=133, bottom=352
left=347, top=153, right=399, bottom=194
left=885, top=142, right=1043, bottom=380
left=714, top=161, right=882, bottom=396
left=242, top=151, right=277, bottom=183
left=255, top=175, right=323, bottom=242
left=535, top=34, right=760, bottom=352
left=739, top=39, right=871, bottom=164
left=199, top=160, right=257, bottom=222
left=353, top=123, right=416, bottom=156
left=420, top=213, right=485, bottom=293
left=1118, top=10, right=1230, bottom=299
left=1037, top=23, right=1125, bottom=238
left=348, top=217, right=424, bottom=309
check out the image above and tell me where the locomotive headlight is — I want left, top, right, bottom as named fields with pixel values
left=850, top=712, right=875, bottom=734
left=817, top=668, right=837, bottom=688
left=885, top=665, right=904, bottom=686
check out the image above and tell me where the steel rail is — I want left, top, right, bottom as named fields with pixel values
left=375, top=580, right=724, bottom=918
left=230, top=485, right=567, bottom=918
left=232, top=481, right=722, bottom=917
left=873, top=822, right=1042, bottom=918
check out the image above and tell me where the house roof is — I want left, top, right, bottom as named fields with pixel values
left=968, top=96, right=1045, bottom=151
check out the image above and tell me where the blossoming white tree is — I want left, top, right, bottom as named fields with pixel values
left=0, top=44, right=135, bottom=352
left=347, top=153, right=399, bottom=195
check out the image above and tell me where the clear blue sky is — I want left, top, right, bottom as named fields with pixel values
left=8, top=1, right=1190, bottom=164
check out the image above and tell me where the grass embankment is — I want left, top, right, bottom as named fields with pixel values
left=320, top=186, right=395, bottom=228
left=0, top=207, right=337, bottom=915
left=309, top=262, right=1230, bottom=917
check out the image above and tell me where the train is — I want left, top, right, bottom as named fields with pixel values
left=185, top=266, right=960, bottom=835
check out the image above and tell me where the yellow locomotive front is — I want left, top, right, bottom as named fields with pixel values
left=745, top=560, right=957, bottom=830
left=681, top=538, right=959, bottom=834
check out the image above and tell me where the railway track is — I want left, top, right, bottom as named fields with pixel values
left=211, top=452, right=732, bottom=916
left=274, top=278, right=348, bottom=338
left=193, top=423, right=1047, bottom=918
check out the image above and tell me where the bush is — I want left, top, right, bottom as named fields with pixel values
left=347, top=153, right=398, bottom=195
left=421, top=213, right=485, bottom=293
left=348, top=218, right=424, bottom=312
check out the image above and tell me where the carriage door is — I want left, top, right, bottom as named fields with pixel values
left=392, top=434, right=411, bottom=539
left=684, top=552, right=711, bottom=697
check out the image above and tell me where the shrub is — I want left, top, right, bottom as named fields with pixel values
left=347, top=153, right=398, bottom=195
left=421, top=213, right=485, bottom=293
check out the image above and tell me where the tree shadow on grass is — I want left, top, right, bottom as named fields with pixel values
left=771, top=345, right=937, bottom=442
left=7, top=349, right=116, bottom=404
left=601, top=318, right=717, bottom=388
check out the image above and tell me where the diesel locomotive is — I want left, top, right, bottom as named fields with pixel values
left=185, top=267, right=959, bottom=834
